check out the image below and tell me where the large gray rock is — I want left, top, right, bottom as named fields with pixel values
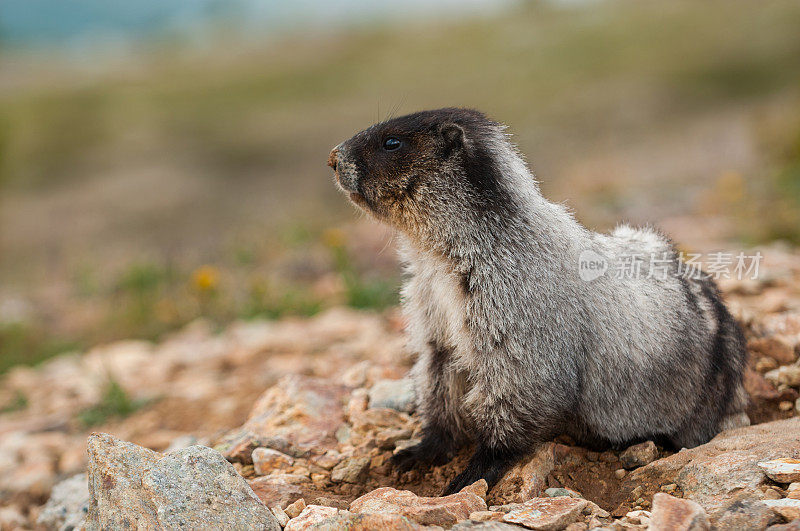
left=625, top=418, right=800, bottom=512
left=85, top=432, right=279, bottom=530
left=142, top=445, right=280, bottom=529
left=37, top=473, right=90, bottom=531
left=216, top=375, right=350, bottom=462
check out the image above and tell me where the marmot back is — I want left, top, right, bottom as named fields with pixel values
left=328, top=108, right=749, bottom=494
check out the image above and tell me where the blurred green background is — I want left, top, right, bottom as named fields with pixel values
left=1, top=0, right=800, bottom=372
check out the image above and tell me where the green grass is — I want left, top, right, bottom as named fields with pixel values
left=77, top=380, right=146, bottom=427
left=1, top=391, right=29, bottom=414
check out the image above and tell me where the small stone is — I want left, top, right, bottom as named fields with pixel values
left=787, top=482, right=800, bottom=499
left=368, top=378, right=416, bottom=413
left=313, top=450, right=343, bottom=470
left=461, top=479, right=489, bottom=499
left=502, top=497, right=588, bottom=531
left=252, top=447, right=294, bottom=475
left=620, top=441, right=659, bottom=469
left=763, top=487, right=784, bottom=500
left=544, top=487, right=582, bottom=499
left=470, top=510, right=504, bottom=522
left=350, top=486, right=487, bottom=527
left=564, top=523, right=588, bottom=531
left=284, top=505, right=338, bottom=531
left=765, top=366, right=800, bottom=388
left=37, top=473, right=89, bottom=531
left=311, top=497, right=349, bottom=510
left=452, top=522, right=528, bottom=530
left=758, top=458, right=800, bottom=483
left=756, top=357, right=780, bottom=373
left=248, top=474, right=309, bottom=508
left=271, top=506, right=290, bottom=527
left=660, top=483, right=678, bottom=494
left=780, top=401, right=794, bottom=411
left=330, top=456, right=370, bottom=483
left=615, top=469, right=626, bottom=479
left=764, top=499, right=800, bottom=521
left=285, top=498, right=307, bottom=519
left=748, top=336, right=797, bottom=365
left=377, top=428, right=414, bottom=450
left=649, top=493, right=709, bottom=531
left=347, top=389, right=370, bottom=418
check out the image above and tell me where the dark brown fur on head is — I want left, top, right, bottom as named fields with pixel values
left=328, top=108, right=509, bottom=239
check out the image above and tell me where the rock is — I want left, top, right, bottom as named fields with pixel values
left=369, top=378, right=416, bottom=413
left=38, top=473, right=90, bottom=531
left=543, top=488, right=582, bottom=499
left=787, top=482, right=800, bottom=499
left=377, top=428, right=414, bottom=450
left=285, top=498, right=307, bottom=518
left=710, top=494, right=776, bottom=530
left=142, top=445, right=280, bottom=530
left=769, top=522, right=800, bottom=531
left=0, top=506, right=26, bottom=529
left=85, top=433, right=279, bottom=530
left=311, top=510, right=428, bottom=530
left=620, top=441, right=659, bottom=469
left=493, top=443, right=557, bottom=503
left=748, top=337, right=798, bottom=365
left=764, top=499, right=800, bottom=521
left=501, top=496, right=588, bottom=531
left=248, top=474, right=310, bottom=508
left=758, top=458, right=800, bottom=483
left=350, top=486, right=487, bottom=527
left=452, top=522, right=526, bottom=530
left=86, top=432, right=162, bottom=529
left=284, top=505, right=338, bottom=531
left=218, top=375, right=349, bottom=461
left=625, top=418, right=800, bottom=512
left=469, top=510, right=504, bottom=522
left=649, top=493, right=709, bottom=531
left=271, top=506, right=290, bottom=527
left=765, top=366, right=800, bottom=388
left=331, top=456, right=371, bottom=483
left=313, top=450, right=344, bottom=470
left=252, top=447, right=294, bottom=475
left=461, top=479, right=489, bottom=499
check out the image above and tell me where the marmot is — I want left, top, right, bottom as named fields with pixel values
left=327, top=108, right=749, bottom=495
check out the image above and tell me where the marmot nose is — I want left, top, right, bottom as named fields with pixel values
left=327, top=148, right=339, bottom=171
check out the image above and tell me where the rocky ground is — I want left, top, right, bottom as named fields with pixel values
left=2, top=245, right=800, bottom=530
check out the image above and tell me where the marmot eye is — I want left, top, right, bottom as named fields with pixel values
left=383, top=137, right=402, bottom=151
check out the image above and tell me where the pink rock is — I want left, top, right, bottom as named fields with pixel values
left=350, top=487, right=487, bottom=527
left=218, top=375, right=349, bottom=461
left=649, top=493, right=709, bottom=531
left=502, top=497, right=588, bottom=531
left=284, top=505, right=338, bottom=531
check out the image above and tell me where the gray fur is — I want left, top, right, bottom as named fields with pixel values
left=328, top=108, right=749, bottom=492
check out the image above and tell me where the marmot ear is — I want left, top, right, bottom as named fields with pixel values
left=439, top=123, right=465, bottom=150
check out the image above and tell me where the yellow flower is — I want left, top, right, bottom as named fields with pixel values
left=322, top=228, right=346, bottom=249
left=192, top=265, right=219, bottom=292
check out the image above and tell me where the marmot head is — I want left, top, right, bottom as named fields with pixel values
left=328, top=108, right=520, bottom=243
